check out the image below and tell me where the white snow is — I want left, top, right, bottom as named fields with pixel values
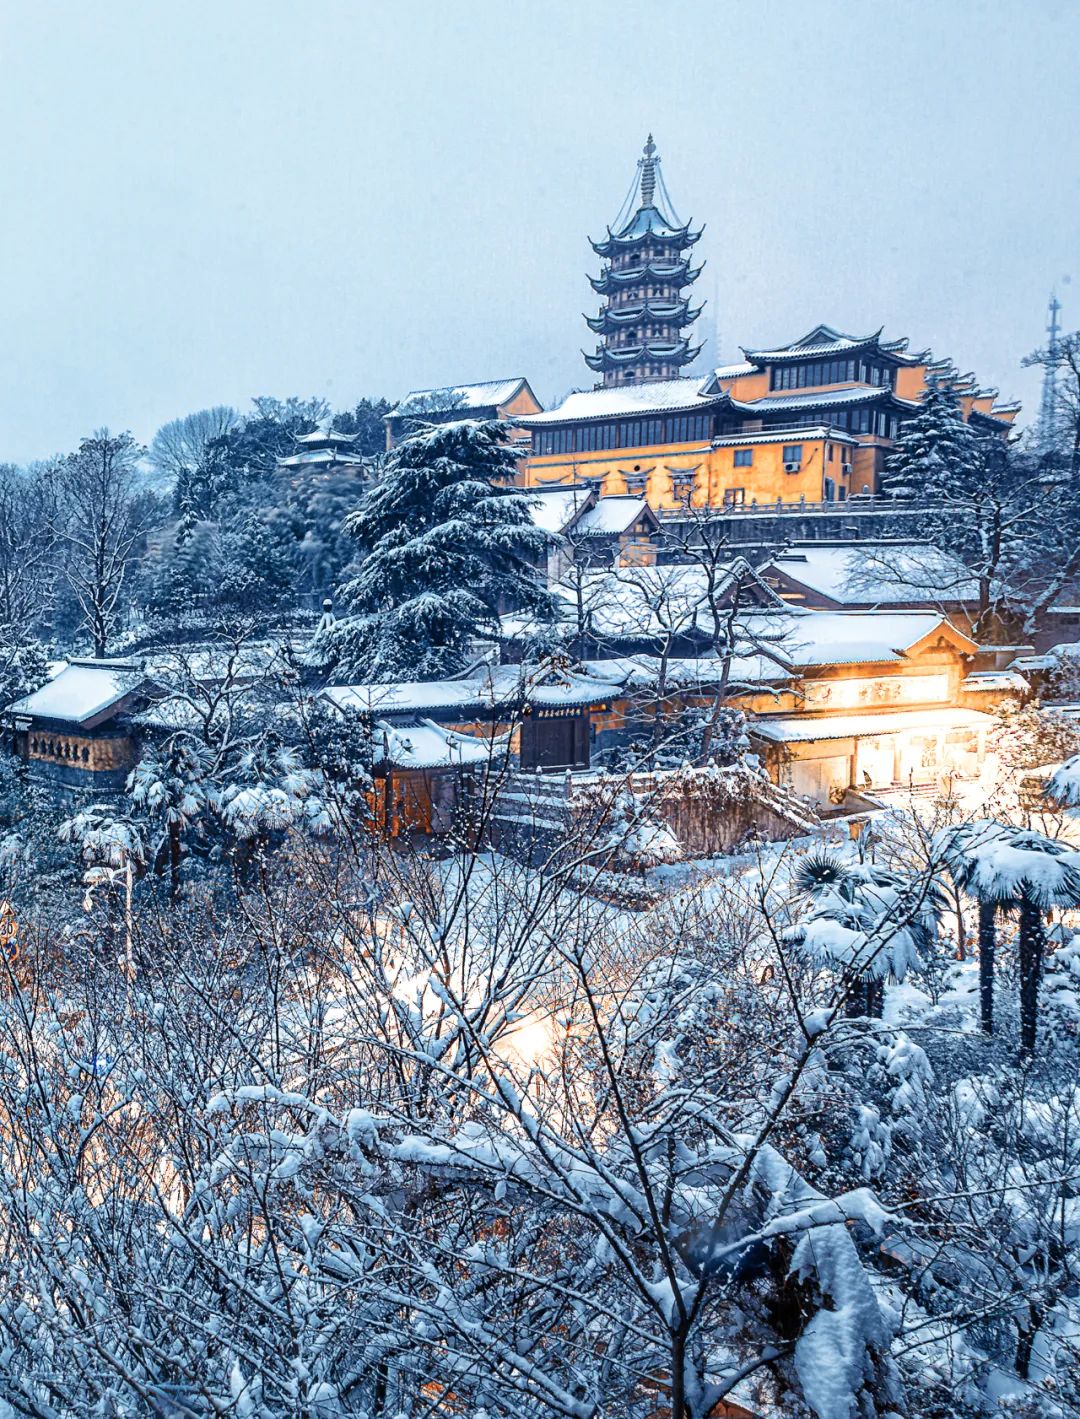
left=391, top=378, right=530, bottom=419
left=6, top=659, right=145, bottom=724
left=323, top=664, right=617, bottom=719
left=572, top=495, right=650, bottom=536
left=764, top=542, right=980, bottom=607
left=740, top=608, right=969, bottom=666
left=375, top=720, right=495, bottom=770
left=523, top=485, right=592, bottom=533
left=520, top=376, right=712, bottom=425
left=752, top=706, right=992, bottom=744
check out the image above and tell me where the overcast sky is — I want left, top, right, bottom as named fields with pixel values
left=0, top=0, right=1076, bottom=464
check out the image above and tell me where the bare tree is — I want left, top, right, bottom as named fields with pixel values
left=0, top=462, right=60, bottom=640
left=146, top=405, right=240, bottom=483
left=55, top=429, right=151, bottom=656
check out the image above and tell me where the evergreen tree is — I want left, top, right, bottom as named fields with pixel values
left=326, top=419, right=552, bottom=682
left=332, top=397, right=392, bottom=455
left=127, top=736, right=211, bottom=902
left=217, top=512, right=297, bottom=614
left=882, top=378, right=985, bottom=500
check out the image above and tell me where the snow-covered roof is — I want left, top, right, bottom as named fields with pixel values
left=144, top=642, right=286, bottom=687
left=572, top=496, right=652, bottom=537
left=524, top=485, right=593, bottom=534
left=582, top=653, right=792, bottom=690
left=751, top=706, right=993, bottom=744
left=961, top=671, right=1029, bottom=693
left=322, top=664, right=617, bottom=719
left=520, top=377, right=712, bottom=426
left=740, top=324, right=923, bottom=366
left=277, top=448, right=368, bottom=469
left=613, top=204, right=688, bottom=240
left=294, top=428, right=357, bottom=446
left=1009, top=654, right=1059, bottom=672
left=7, top=659, right=147, bottom=725
left=740, top=609, right=972, bottom=667
left=746, top=387, right=914, bottom=412
left=390, top=378, right=533, bottom=420
left=763, top=543, right=979, bottom=607
left=323, top=681, right=481, bottom=716
left=710, top=361, right=758, bottom=381
left=374, top=719, right=494, bottom=770
left=553, top=562, right=787, bottom=640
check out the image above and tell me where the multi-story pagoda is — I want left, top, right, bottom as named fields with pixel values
left=585, top=135, right=705, bottom=388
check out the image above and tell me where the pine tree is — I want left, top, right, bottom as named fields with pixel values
left=883, top=378, right=985, bottom=500
left=326, top=419, right=552, bottom=682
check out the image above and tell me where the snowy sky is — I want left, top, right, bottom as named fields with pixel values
left=0, top=0, right=1076, bottom=464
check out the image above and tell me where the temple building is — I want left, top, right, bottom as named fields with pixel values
left=380, top=137, right=1021, bottom=513
left=521, top=323, right=1019, bottom=512
left=585, top=135, right=704, bottom=387
left=277, top=424, right=368, bottom=474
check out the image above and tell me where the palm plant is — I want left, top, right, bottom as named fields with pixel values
left=789, top=849, right=946, bottom=1017
left=1047, top=752, right=1080, bottom=809
left=937, top=821, right=1080, bottom=1054
left=935, top=821, right=1015, bottom=1036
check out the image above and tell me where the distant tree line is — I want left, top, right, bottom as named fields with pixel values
left=0, top=393, right=390, bottom=671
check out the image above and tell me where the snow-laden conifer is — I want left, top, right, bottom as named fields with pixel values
left=325, top=419, right=553, bottom=681
left=883, top=377, right=985, bottom=500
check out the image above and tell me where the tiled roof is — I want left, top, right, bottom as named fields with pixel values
left=752, top=706, right=992, bottom=744
left=7, top=659, right=146, bottom=725
left=520, top=376, right=714, bottom=425
left=740, top=387, right=915, bottom=413
left=572, top=496, right=651, bottom=536
left=762, top=542, right=979, bottom=606
left=390, top=378, right=531, bottom=420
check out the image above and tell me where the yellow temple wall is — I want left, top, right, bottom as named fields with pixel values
left=524, top=434, right=852, bottom=511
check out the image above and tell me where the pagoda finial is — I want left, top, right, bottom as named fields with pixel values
left=640, top=134, right=657, bottom=208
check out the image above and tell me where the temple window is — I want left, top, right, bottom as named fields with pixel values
left=733, top=448, right=753, bottom=467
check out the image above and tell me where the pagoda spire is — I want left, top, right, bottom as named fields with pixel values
left=640, top=134, right=657, bottom=208
left=584, top=138, right=705, bottom=388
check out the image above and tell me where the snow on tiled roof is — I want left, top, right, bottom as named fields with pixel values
left=572, top=496, right=651, bottom=536
left=710, top=361, right=758, bottom=380
left=524, top=486, right=593, bottom=534
left=521, top=377, right=712, bottom=425
left=614, top=205, right=688, bottom=240
left=764, top=543, right=979, bottom=606
left=740, top=609, right=969, bottom=666
left=712, top=426, right=858, bottom=447
left=559, top=563, right=784, bottom=640
left=322, top=664, right=617, bottom=718
left=7, top=659, right=146, bottom=724
left=961, top=671, right=1029, bottom=692
left=278, top=448, right=368, bottom=468
left=375, top=719, right=494, bottom=769
left=323, top=681, right=481, bottom=715
left=752, top=706, right=992, bottom=744
left=391, top=379, right=530, bottom=419
left=744, top=387, right=913, bottom=412
left=582, top=653, right=791, bottom=690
